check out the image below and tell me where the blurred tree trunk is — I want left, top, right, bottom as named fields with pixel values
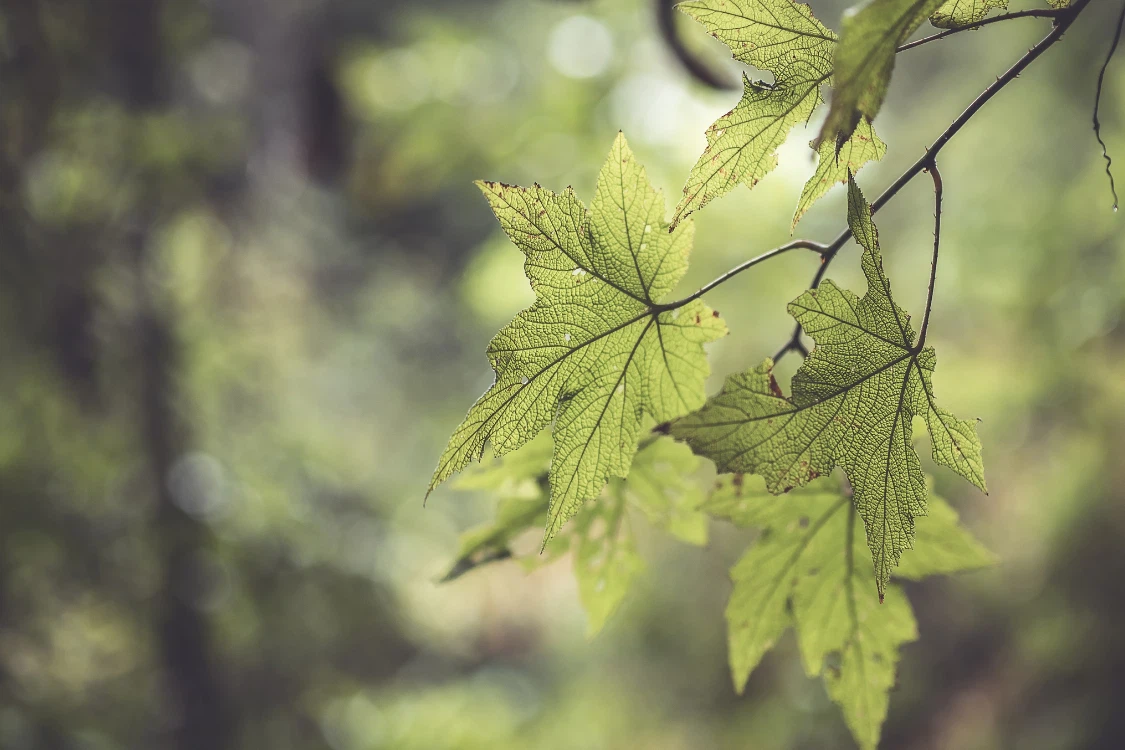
left=113, top=1, right=235, bottom=744
left=131, top=215, right=234, bottom=749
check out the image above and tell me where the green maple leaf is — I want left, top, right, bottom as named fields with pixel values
left=444, top=435, right=709, bottom=634
left=672, top=0, right=885, bottom=229
left=429, top=133, right=726, bottom=541
left=818, top=0, right=945, bottom=149
left=793, top=119, right=887, bottom=230
left=705, top=473, right=991, bottom=750
left=672, top=175, right=986, bottom=597
left=929, top=0, right=1008, bottom=28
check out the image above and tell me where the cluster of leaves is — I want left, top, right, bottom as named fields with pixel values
left=673, top=0, right=1032, bottom=228
left=436, top=147, right=990, bottom=746
left=448, top=434, right=991, bottom=750
left=671, top=0, right=883, bottom=228
left=423, top=0, right=1076, bottom=746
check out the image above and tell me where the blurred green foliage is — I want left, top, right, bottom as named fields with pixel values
left=0, top=0, right=1123, bottom=748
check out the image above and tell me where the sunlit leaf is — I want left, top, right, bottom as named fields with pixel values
left=430, top=133, right=726, bottom=542
left=793, top=119, right=887, bottom=230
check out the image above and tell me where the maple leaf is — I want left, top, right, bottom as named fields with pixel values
left=793, top=119, right=887, bottom=230
left=705, top=473, right=991, bottom=750
left=818, top=0, right=946, bottom=149
left=672, top=175, right=986, bottom=597
left=672, top=0, right=885, bottom=229
left=429, top=133, right=726, bottom=540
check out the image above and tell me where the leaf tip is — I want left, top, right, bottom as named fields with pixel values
left=423, top=475, right=442, bottom=507
left=541, top=509, right=567, bottom=552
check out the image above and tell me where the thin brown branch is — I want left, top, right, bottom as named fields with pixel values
left=897, top=8, right=1066, bottom=53
left=656, top=239, right=827, bottom=311
left=768, top=0, right=1090, bottom=362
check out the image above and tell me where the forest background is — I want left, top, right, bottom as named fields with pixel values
left=0, top=0, right=1123, bottom=748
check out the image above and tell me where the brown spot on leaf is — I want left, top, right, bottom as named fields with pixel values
left=768, top=374, right=784, bottom=399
